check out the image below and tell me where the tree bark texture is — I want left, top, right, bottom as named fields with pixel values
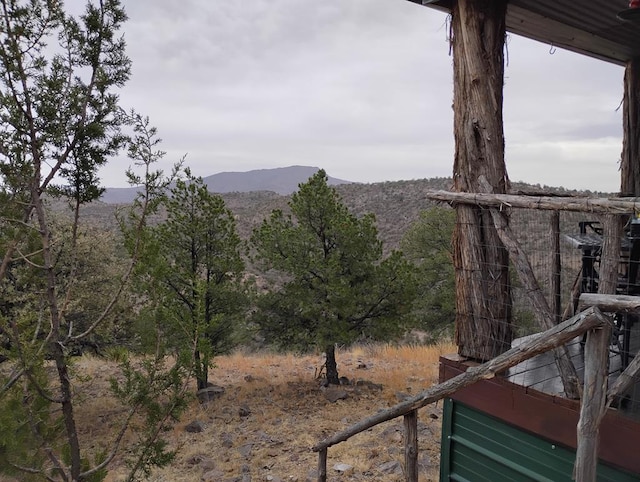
left=451, top=0, right=511, bottom=361
left=325, top=344, right=340, bottom=385
left=574, top=324, right=611, bottom=481
left=404, top=410, right=418, bottom=482
left=551, top=211, right=562, bottom=323
left=579, top=293, right=640, bottom=314
left=425, top=190, right=640, bottom=215
left=621, top=58, right=640, bottom=197
left=572, top=216, right=619, bottom=479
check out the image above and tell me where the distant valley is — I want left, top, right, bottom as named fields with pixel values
left=79, top=166, right=595, bottom=254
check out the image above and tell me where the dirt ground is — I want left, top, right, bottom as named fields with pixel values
left=3, top=343, right=454, bottom=482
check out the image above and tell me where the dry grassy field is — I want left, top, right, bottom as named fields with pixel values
left=35, top=343, right=453, bottom=482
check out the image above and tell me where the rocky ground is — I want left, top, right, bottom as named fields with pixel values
left=2, top=343, right=453, bottom=482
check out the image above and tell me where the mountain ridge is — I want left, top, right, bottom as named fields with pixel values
left=100, top=165, right=352, bottom=204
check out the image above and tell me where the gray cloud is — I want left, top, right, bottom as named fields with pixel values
left=91, top=0, right=625, bottom=193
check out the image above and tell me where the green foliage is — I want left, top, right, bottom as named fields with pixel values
left=0, top=3, right=193, bottom=478
left=109, top=352, right=191, bottom=481
left=132, top=169, right=247, bottom=389
left=401, top=207, right=456, bottom=341
left=251, top=169, right=418, bottom=354
left=0, top=364, right=62, bottom=480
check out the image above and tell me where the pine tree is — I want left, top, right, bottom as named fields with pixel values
left=251, top=170, right=417, bottom=384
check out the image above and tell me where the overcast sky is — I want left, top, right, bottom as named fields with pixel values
left=96, top=0, right=625, bottom=192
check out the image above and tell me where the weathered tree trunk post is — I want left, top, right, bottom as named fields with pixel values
left=621, top=58, right=640, bottom=197
left=551, top=211, right=562, bottom=323
left=317, top=448, right=327, bottom=482
left=574, top=323, right=610, bottom=481
left=451, top=0, right=512, bottom=361
left=404, top=410, right=418, bottom=481
left=574, top=215, right=618, bottom=479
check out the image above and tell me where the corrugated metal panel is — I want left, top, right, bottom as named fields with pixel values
left=406, top=0, right=640, bottom=65
left=440, top=398, right=640, bottom=482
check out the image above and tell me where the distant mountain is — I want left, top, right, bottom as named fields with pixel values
left=100, top=165, right=352, bottom=204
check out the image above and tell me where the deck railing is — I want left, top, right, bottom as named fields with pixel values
left=312, top=305, right=610, bottom=481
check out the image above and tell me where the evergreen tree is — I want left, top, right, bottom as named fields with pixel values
left=137, top=170, right=246, bottom=391
left=401, top=207, right=456, bottom=342
left=251, top=170, right=417, bottom=384
left=0, top=4, right=188, bottom=480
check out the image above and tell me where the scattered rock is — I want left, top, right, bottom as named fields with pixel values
left=380, top=425, right=402, bottom=443
left=242, top=463, right=251, bottom=480
left=239, top=404, right=252, bottom=417
left=221, top=432, right=234, bottom=448
left=186, top=454, right=205, bottom=465
left=185, top=420, right=205, bottom=433
left=197, top=384, right=225, bottom=403
left=377, top=460, right=402, bottom=474
left=339, top=376, right=350, bottom=385
left=355, top=380, right=383, bottom=390
left=323, top=387, right=348, bottom=403
left=187, top=454, right=216, bottom=471
left=333, top=463, right=354, bottom=474
left=201, top=468, right=225, bottom=481
left=239, top=443, right=253, bottom=459
left=419, top=453, right=432, bottom=470
left=244, top=374, right=256, bottom=382
left=200, top=458, right=217, bottom=471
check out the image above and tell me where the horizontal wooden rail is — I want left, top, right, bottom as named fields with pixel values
left=578, top=293, right=640, bottom=313
left=424, top=190, right=640, bottom=214
left=313, top=306, right=608, bottom=454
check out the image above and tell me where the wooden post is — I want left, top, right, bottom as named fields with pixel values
left=598, top=215, right=622, bottom=294
left=573, top=215, right=618, bottom=479
left=317, top=448, right=327, bottom=482
left=480, top=176, right=580, bottom=399
left=451, top=0, right=512, bottom=361
left=313, top=306, right=607, bottom=453
left=579, top=292, right=640, bottom=313
left=551, top=211, right=561, bottom=323
left=423, top=190, right=640, bottom=214
left=404, top=410, right=418, bottom=482
left=620, top=57, right=640, bottom=197
left=574, top=324, right=611, bottom=481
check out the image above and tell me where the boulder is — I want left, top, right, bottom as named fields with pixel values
left=197, top=384, right=225, bottom=403
left=323, top=387, right=348, bottom=403
left=184, top=420, right=205, bottom=433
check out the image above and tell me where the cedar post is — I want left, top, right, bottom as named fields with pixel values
left=403, top=410, right=418, bottom=482
left=317, top=448, right=327, bottom=482
left=574, top=324, right=611, bottom=481
left=451, top=0, right=512, bottom=361
left=573, top=215, right=618, bottom=479
left=551, top=211, right=562, bottom=323
left=621, top=58, right=640, bottom=197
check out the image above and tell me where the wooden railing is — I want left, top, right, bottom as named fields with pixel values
left=312, top=305, right=611, bottom=482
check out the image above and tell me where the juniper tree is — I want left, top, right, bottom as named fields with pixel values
left=134, top=170, right=247, bottom=391
left=401, top=207, right=456, bottom=342
left=251, top=170, right=418, bottom=384
left=0, top=3, right=188, bottom=480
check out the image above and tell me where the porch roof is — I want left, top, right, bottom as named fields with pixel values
left=407, top=0, right=640, bottom=66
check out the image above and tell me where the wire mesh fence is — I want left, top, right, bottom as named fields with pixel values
left=455, top=204, right=640, bottom=417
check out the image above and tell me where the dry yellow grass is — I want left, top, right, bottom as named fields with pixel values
left=3, top=343, right=456, bottom=482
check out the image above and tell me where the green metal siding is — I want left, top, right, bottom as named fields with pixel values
left=440, top=398, right=640, bottom=482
